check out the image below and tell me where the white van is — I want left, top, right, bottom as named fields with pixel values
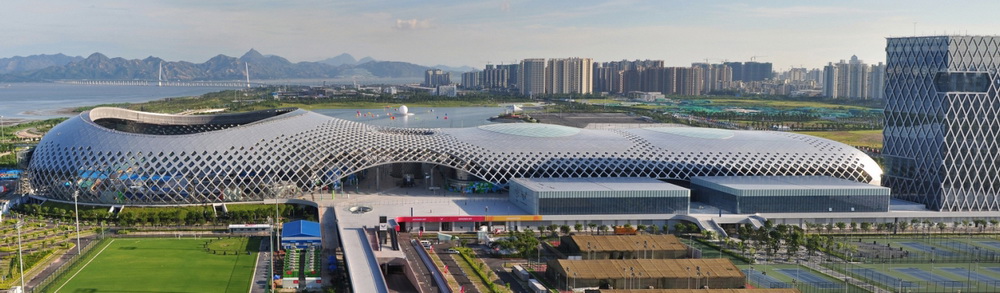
left=420, top=240, right=431, bottom=248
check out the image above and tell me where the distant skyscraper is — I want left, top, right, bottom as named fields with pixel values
left=823, top=62, right=839, bottom=98
left=847, top=55, right=870, bottom=99
left=518, top=58, right=546, bottom=96
left=868, top=62, right=886, bottom=100
left=545, top=58, right=593, bottom=94
left=461, top=71, right=481, bottom=89
left=823, top=56, right=873, bottom=99
left=481, top=64, right=508, bottom=89
left=424, top=69, right=450, bottom=87
left=693, top=63, right=733, bottom=94
left=725, top=61, right=772, bottom=82
left=884, top=35, right=1000, bottom=211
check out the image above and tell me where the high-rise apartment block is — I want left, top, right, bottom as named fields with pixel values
left=545, top=58, right=594, bottom=94
left=725, top=61, right=773, bottom=82
left=518, top=58, right=546, bottom=96
left=482, top=64, right=509, bottom=89
left=461, top=71, right=481, bottom=89
left=884, top=36, right=1000, bottom=211
left=822, top=55, right=885, bottom=99
left=424, top=69, right=451, bottom=87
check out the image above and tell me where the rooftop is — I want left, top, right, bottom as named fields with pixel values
left=511, top=177, right=687, bottom=192
left=567, top=234, right=687, bottom=253
left=691, top=176, right=885, bottom=191
left=549, top=258, right=743, bottom=279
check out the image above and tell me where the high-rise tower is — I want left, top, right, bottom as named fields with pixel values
left=884, top=36, right=1000, bottom=211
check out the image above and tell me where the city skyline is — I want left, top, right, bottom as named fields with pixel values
left=3, top=1, right=999, bottom=70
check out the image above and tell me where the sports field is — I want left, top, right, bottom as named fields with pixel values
left=43, top=237, right=260, bottom=293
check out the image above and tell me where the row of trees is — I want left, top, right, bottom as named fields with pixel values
left=13, top=203, right=316, bottom=227
left=732, top=221, right=858, bottom=261
left=802, top=218, right=1000, bottom=234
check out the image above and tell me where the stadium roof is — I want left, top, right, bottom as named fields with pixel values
left=282, top=220, right=321, bottom=239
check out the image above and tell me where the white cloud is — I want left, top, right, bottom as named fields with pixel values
left=393, top=18, right=432, bottom=30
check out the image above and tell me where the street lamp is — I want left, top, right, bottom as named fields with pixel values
left=565, top=267, right=570, bottom=290
left=268, top=216, right=275, bottom=293
left=686, top=267, right=691, bottom=289
left=16, top=219, right=25, bottom=290
left=74, top=190, right=82, bottom=255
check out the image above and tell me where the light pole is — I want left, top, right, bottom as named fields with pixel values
left=74, top=190, right=82, bottom=255
left=565, top=267, right=570, bottom=290
left=268, top=216, right=275, bottom=293
left=16, top=219, right=25, bottom=290
left=686, top=267, right=691, bottom=289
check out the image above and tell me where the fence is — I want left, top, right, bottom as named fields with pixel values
left=843, top=235, right=1000, bottom=264
left=30, top=234, right=104, bottom=293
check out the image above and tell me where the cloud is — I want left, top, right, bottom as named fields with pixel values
left=500, top=0, right=510, bottom=12
left=393, top=18, right=432, bottom=30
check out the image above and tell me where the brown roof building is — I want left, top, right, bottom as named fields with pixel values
left=560, top=234, right=688, bottom=260
left=546, top=258, right=745, bottom=290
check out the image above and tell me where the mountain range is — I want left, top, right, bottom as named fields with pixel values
left=0, top=50, right=473, bottom=82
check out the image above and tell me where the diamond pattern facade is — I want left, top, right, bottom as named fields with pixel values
left=28, top=107, right=881, bottom=205
left=884, top=36, right=1000, bottom=211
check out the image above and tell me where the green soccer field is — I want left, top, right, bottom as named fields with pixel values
left=43, top=237, right=260, bottom=293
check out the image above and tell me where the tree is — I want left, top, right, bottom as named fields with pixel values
left=850, top=222, right=858, bottom=232
left=598, top=225, right=609, bottom=235
left=835, top=222, right=847, bottom=232
left=588, top=223, right=597, bottom=234
left=560, top=225, right=571, bottom=235
left=574, top=223, right=583, bottom=233
left=937, top=222, right=948, bottom=232
left=860, top=222, right=872, bottom=232
left=991, top=219, right=1000, bottom=232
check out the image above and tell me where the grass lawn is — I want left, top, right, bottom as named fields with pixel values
left=43, top=237, right=259, bottom=293
left=687, top=98, right=875, bottom=111
left=793, top=130, right=883, bottom=148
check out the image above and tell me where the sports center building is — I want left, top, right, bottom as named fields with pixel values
left=26, top=107, right=881, bottom=206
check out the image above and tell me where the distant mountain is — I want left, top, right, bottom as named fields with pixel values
left=0, top=53, right=83, bottom=74
left=0, top=50, right=434, bottom=82
left=355, top=61, right=429, bottom=78
left=318, top=53, right=357, bottom=66
left=357, top=56, right=376, bottom=64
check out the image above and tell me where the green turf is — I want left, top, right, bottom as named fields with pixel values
left=43, top=238, right=259, bottom=293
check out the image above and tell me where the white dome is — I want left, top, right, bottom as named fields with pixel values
left=398, top=105, right=409, bottom=115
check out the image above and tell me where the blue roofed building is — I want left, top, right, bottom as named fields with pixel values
left=281, top=220, right=322, bottom=249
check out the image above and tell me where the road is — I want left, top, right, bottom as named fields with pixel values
left=25, top=235, right=98, bottom=291
left=434, top=243, right=480, bottom=293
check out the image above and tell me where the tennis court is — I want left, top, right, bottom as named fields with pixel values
left=775, top=268, right=842, bottom=289
left=744, top=269, right=792, bottom=288
left=851, top=268, right=919, bottom=289
left=895, top=268, right=963, bottom=287
left=899, top=242, right=959, bottom=257
left=940, top=267, right=1000, bottom=283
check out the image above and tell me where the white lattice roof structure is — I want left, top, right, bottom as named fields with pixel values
left=27, top=107, right=882, bottom=205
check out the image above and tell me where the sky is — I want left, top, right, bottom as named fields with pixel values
left=3, top=0, right=999, bottom=70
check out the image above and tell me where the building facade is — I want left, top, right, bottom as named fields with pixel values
left=518, top=58, right=546, bottom=96
left=884, top=35, right=1000, bottom=211
left=423, top=69, right=451, bottom=87
left=545, top=57, right=594, bottom=94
